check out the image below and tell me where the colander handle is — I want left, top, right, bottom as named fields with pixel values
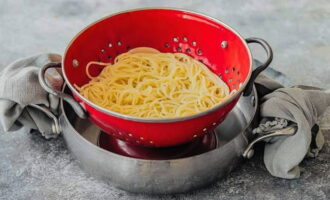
left=243, top=38, right=273, bottom=96
left=39, top=62, right=87, bottom=119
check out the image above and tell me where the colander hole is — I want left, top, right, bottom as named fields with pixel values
left=232, top=83, right=236, bottom=88
left=108, top=43, right=113, bottom=47
left=233, top=67, right=236, bottom=72
left=108, top=55, right=112, bottom=59
left=192, top=41, right=197, bottom=46
left=116, top=52, right=120, bottom=55
left=183, top=36, right=188, bottom=41
left=149, top=141, right=154, bottom=144
left=101, top=49, right=105, bottom=53
left=203, top=128, right=207, bottom=132
left=72, top=59, right=79, bottom=67
left=164, top=43, right=170, bottom=48
left=186, top=48, right=191, bottom=53
left=140, top=137, right=144, bottom=140
left=117, top=41, right=122, bottom=46
left=136, top=140, right=140, bottom=144
left=97, top=58, right=101, bottom=62
left=219, top=74, right=222, bottom=79
left=176, top=47, right=182, bottom=52
left=237, top=71, right=240, bottom=75
left=126, top=46, right=131, bottom=50
left=198, top=59, right=204, bottom=63
left=193, top=134, right=198, bottom=138
left=229, top=78, right=233, bottom=82
left=173, top=37, right=179, bottom=42
left=221, top=41, right=228, bottom=49
left=197, top=49, right=203, bottom=55
left=225, top=68, right=229, bottom=73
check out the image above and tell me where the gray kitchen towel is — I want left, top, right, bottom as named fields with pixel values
left=0, top=53, right=63, bottom=139
left=253, top=74, right=330, bottom=179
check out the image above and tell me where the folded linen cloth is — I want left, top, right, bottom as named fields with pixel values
left=253, top=73, right=330, bottom=179
left=0, top=54, right=329, bottom=180
left=0, top=53, right=63, bottom=139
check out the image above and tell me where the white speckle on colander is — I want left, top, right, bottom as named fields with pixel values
left=140, top=137, right=144, bottom=140
left=128, top=133, right=132, bottom=137
left=173, top=37, right=179, bottom=42
left=117, top=41, right=122, bottom=46
left=108, top=43, right=113, bottom=47
left=203, top=128, right=207, bottom=132
left=192, top=41, right=197, bottom=46
left=101, top=49, right=105, bottom=53
left=118, top=132, right=122, bottom=135
left=221, top=41, right=228, bottom=48
left=72, top=59, right=79, bottom=67
left=212, top=122, right=217, bottom=126
left=183, top=36, right=188, bottom=41
left=149, top=141, right=154, bottom=144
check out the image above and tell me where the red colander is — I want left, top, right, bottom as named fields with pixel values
left=39, top=8, right=272, bottom=147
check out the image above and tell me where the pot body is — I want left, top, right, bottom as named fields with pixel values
left=62, top=8, right=257, bottom=147
left=59, top=86, right=257, bottom=194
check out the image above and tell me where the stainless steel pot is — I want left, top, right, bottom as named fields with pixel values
left=33, top=85, right=296, bottom=194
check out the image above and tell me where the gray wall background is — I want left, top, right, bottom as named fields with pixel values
left=1, top=0, right=330, bottom=88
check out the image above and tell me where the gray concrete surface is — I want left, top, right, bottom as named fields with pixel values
left=0, top=0, right=330, bottom=199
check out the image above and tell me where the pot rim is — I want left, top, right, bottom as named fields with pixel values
left=62, top=7, right=253, bottom=123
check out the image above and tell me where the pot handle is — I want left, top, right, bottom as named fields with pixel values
left=243, top=38, right=273, bottom=96
left=29, top=104, right=62, bottom=134
left=242, top=124, right=297, bottom=159
left=39, top=62, right=87, bottom=119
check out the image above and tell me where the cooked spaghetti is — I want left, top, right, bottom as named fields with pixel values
left=76, top=48, right=230, bottom=118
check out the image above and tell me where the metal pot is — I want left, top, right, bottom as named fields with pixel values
left=33, top=85, right=296, bottom=194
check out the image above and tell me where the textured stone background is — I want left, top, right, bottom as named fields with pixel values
left=0, top=0, right=330, bottom=199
